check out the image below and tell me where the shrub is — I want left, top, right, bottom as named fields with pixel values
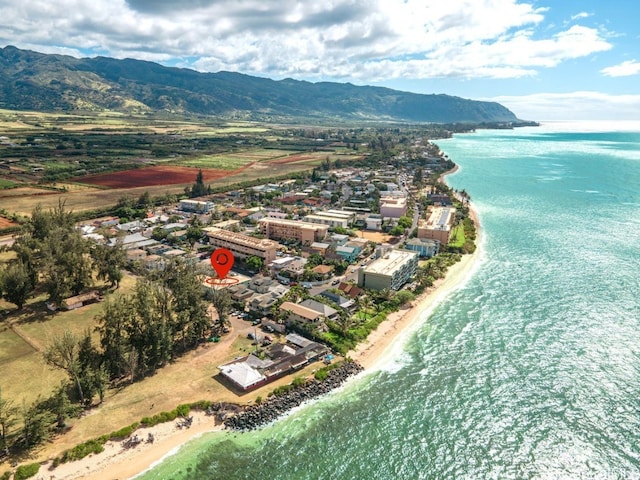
left=189, top=400, right=212, bottom=411
left=1, top=471, right=11, bottom=480
left=141, top=410, right=178, bottom=428
left=314, top=368, right=328, bottom=381
left=108, top=422, right=139, bottom=440
left=14, top=463, right=40, bottom=480
left=175, top=404, right=191, bottom=417
left=61, top=439, right=105, bottom=463
left=292, top=376, right=306, bottom=388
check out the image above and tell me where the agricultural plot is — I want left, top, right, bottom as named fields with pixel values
left=173, top=148, right=302, bottom=169
left=76, top=165, right=245, bottom=188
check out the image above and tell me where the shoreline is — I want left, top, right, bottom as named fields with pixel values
left=38, top=198, right=481, bottom=480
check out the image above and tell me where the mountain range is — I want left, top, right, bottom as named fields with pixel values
left=0, top=45, right=524, bottom=124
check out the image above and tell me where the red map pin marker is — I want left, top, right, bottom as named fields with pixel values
left=210, top=248, right=234, bottom=279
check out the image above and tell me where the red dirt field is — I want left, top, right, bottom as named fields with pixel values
left=76, top=165, right=249, bottom=188
left=0, top=216, right=18, bottom=228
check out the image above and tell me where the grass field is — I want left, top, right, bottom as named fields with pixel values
left=175, top=154, right=257, bottom=170
left=0, top=274, right=137, bottom=406
left=449, top=224, right=465, bottom=248
left=172, top=148, right=303, bottom=169
left=0, top=179, right=18, bottom=189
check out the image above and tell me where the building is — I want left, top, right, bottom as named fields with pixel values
left=404, top=238, right=440, bottom=258
left=379, top=195, right=407, bottom=219
left=211, top=219, right=242, bottom=231
left=217, top=335, right=328, bottom=391
left=303, top=213, right=349, bottom=229
left=62, top=291, right=102, bottom=311
left=365, top=214, right=383, bottom=231
left=280, top=301, right=325, bottom=327
left=258, top=218, right=328, bottom=245
left=335, top=245, right=358, bottom=263
left=299, top=299, right=339, bottom=322
left=179, top=199, right=214, bottom=213
left=357, top=249, right=418, bottom=291
left=204, top=227, right=279, bottom=263
left=417, top=207, right=456, bottom=244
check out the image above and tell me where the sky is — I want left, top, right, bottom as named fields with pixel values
left=1, top=0, right=639, bottom=121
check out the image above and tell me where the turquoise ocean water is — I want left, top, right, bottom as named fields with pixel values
left=138, top=122, right=640, bottom=480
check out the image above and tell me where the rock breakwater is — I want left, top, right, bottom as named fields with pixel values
left=225, top=361, right=364, bottom=431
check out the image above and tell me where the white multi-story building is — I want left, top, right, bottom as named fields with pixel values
left=357, top=249, right=418, bottom=291
left=379, top=195, right=407, bottom=219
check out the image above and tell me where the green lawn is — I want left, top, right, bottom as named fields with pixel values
left=0, top=324, right=34, bottom=366
left=448, top=224, right=465, bottom=248
left=174, top=148, right=304, bottom=169
left=0, top=179, right=19, bottom=189
left=176, top=155, right=256, bottom=170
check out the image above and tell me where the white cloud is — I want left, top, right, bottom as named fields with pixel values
left=600, top=60, right=640, bottom=77
left=0, top=0, right=613, bottom=83
left=489, top=91, right=640, bottom=121
left=570, top=12, right=591, bottom=21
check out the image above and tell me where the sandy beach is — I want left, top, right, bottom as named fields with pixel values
left=40, top=411, right=223, bottom=480
left=34, top=200, right=481, bottom=480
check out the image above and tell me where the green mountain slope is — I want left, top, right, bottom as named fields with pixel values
left=0, top=45, right=522, bottom=123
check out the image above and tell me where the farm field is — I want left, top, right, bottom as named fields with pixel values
left=76, top=165, right=247, bottom=188
left=0, top=111, right=369, bottom=216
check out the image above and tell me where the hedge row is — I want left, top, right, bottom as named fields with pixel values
left=52, top=401, right=214, bottom=467
left=14, top=463, right=40, bottom=480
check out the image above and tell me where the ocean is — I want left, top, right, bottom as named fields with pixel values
left=138, top=122, right=640, bottom=480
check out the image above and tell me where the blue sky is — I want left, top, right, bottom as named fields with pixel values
left=1, top=0, right=639, bottom=121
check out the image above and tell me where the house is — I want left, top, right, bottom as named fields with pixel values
left=299, top=299, right=340, bottom=322
left=218, top=335, right=328, bottom=391
left=280, top=301, right=324, bottom=327
left=338, top=282, right=364, bottom=298
left=261, top=318, right=286, bottom=334
left=309, top=242, right=330, bottom=255
left=311, top=264, right=334, bottom=279
left=329, top=233, right=349, bottom=246
left=117, top=220, right=145, bottom=232
left=319, top=290, right=355, bottom=310
left=248, top=293, right=279, bottom=315
left=335, top=245, right=358, bottom=263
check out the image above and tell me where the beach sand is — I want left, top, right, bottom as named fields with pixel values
left=350, top=247, right=479, bottom=371
left=41, top=411, right=223, bottom=480
left=39, top=201, right=481, bottom=480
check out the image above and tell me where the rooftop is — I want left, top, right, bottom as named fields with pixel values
left=364, top=249, right=417, bottom=276
left=205, top=227, right=279, bottom=250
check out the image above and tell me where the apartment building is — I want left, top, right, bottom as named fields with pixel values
left=380, top=195, right=407, bottom=218
left=417, top=207, right=456, bottom=244
left=258, top=218, right=328, bottom=245
left=357, top=249, right=418, bottom=291
left=204, top=227, right=279, bottom=262
left=178, top=199, right=215, bottom=213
